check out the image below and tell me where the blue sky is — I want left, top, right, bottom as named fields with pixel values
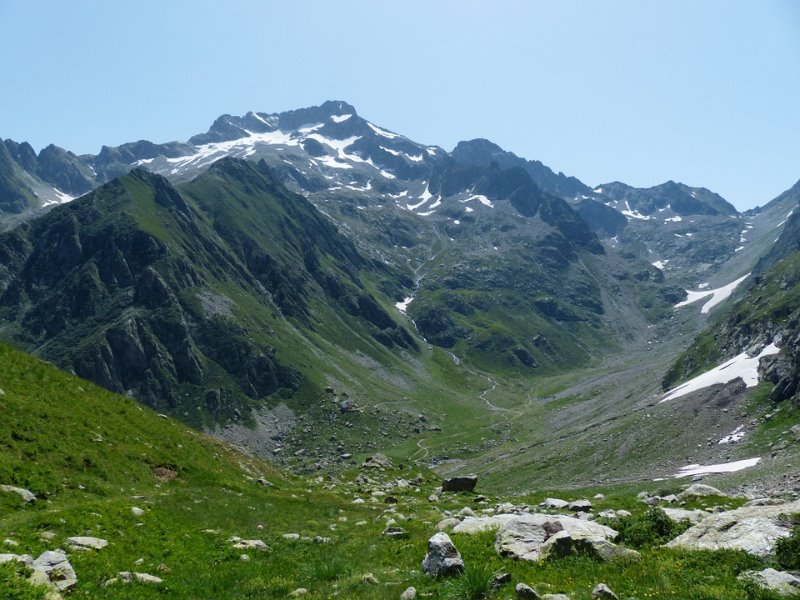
left=1, top=0, right=798, bottom=210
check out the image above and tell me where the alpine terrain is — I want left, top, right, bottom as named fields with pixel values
left=1, top=101, right=798, bottom=600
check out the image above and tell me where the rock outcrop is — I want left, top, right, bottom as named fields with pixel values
left=665, top=499, right=800, bottom=556
left=494, top=513, right=620, bottom=561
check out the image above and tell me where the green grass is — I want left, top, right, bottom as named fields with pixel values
left=0, top=342, right=791, bottom=599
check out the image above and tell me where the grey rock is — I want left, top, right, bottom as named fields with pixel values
left=452, top=514, right=518, bottom=534
left=665, top=499, right=800, bottom=556
left=738, top=568, right=800, bottom=596
left=491, top=572, right=512, bottom=588
left=32, top=550, right=77, bottom=591
left=231, top=539, right=268, bottom=550
left=516, top=582, right=541, bottom=599
left=131, top=506, right=145, bottom=517
left=28, top=569, right=52, bottom=588
left=382, top=526, right=409, bottom=539
left=495, top=513, right=618, bottom=561
left=422, top=532, right=464, bottom=577
left=677, top=484, right=725, bottom=500
left=442, top=475, right=478, bottom=493
left=792, top=424, right=800, bottom=442
left=66, top=536, right=108, bottom=551
left=540, top=530, right=640, bottom=562
left=661, top=508, right=709, bottom=524
left=436, top=517, right=462, bottom=531
left=541, top=595, right=572, bottom=600
left=541, top=498, right=569, bottom=509
left=132, top=572, right=163, bottom=584
left=0, top=484, right=36, bottom=503
left=592, top=582, right=620, bottom=599
left=568, top=499, right=593, bottom=512
left=400, top=586, right=417, bottom=599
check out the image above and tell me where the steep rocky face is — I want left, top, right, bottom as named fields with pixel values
left=451, top=138, right=592, bottom=199
left=0, top=141, right=36, bottom=213
left=35, top=144, right=95, bottom=196
left=0, top=160, right=414, bottom=424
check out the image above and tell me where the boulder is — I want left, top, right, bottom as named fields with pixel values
left=592, top=583, right=620, bottom=599
left=32, top=550, right=77, bottom=591
left=0, top=484, right=36, bottom=503
left=452, top=514, right=517, bottom=534
left=400, top=586, right=417, bottom=599
left=516, top=582, right=540, bottom=598
left=442, top=475, right=478, bottom=493
left=665, top=499, right=800, bottom=556
left=541, top=498, right=569, bottom=509
left=792, top=424, right=800, bottom=442
left=661, top=508, right=709, bottom=525
left=495, top=513, right=618, bottom=561
left=382, top=526, right=409, bottom=539
left=539, top=530, right=640, bottom=562
left=422, top=532, right=464, bottom=577
left=568, top=499, right=592, bottom=512
left=230, top=539, right=268, bottom=550
left=738, top=568, right=800, bottom=597
left=66, top=536, right=108, bottom=551
left=677, top=484, right=725, bottom=500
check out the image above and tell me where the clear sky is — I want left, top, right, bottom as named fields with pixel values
left=1, top=0, right=798, bottom=210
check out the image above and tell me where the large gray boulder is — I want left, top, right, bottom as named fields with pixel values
left=665, top=499, right=800, bottom=556
left=495, top=513, right=618, bottom=561
left=422, top=532, right=464, bottom=577
left=677, top=484, right=724, bottom=500
left=539, top=530, right=640, bottom=562
left=452, top=514, right=518, bottom=534
left=738, top=568, right=800, bottom=597
left=32, top=550, right=77, bottom=591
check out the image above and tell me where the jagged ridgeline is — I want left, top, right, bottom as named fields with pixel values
left=0, top=158, right=415, bottom=425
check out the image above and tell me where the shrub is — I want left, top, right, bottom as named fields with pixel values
left=612, top=507, right=692, bottom=549
left=775, top=525, right=800, bottom=570
left=445, top=564, right=497, bottom=600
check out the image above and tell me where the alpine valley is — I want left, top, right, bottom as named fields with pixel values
left=1, top=101, right=799, bottom=600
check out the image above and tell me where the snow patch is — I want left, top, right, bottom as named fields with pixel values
left=660, top=343, right=780, bottom=403
left=719, top=425, right=746, bottom=444
left=652, top=260, right=668, bottom=270
left=665, top=216, right=682, bottom=223
left=674, top=458, right=761, bottom=478
left=42, top=188, right=77, bottom=206
left=777, top=208, right=795, bottom=228
left=462, top=194, right=494, bottom=208
left=331, top=114, right=352, bottom=123
left=367, top=122, right=399, bottom=139
left=674, top=273, right=750, bottom=314
left=464, top=206, right=474, bottom=213
left=621, top=201, right=652, bottom=221
left=395, top=296, right=414, bottom=314
left=593, top=187, right=603, bottom=194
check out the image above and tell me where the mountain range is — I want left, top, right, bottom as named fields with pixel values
left=0, top=100, right=798, bottom=490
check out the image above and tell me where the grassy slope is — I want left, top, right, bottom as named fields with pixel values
left=0, top=343, right=791, bottom=600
